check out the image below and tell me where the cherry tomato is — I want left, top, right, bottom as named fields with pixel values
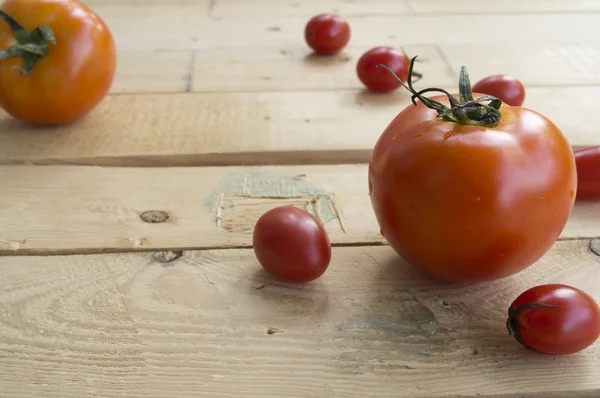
left=0, top=0, right=116, bottom=125
left=472, top=75, right=525, bottom=107
left=574, top=146, right=600, bottom=201
left=253, top=206, right=331, bottom=283
left=368, top=57, right=576, bottom=283
left=357, top=47, right=420, bottom=93
left=506, top=284, right=600, bottom=355
left=304, top=14, right=350, bottom=55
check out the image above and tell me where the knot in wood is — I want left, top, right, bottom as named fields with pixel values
left=140, top=210, right=170, bottom=223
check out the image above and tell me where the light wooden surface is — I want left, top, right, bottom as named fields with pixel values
left=1, top=164, right=599, bottom=255
left=2, top=0, right=600, bottom=396
left=1, top=240, right=599, bottom=397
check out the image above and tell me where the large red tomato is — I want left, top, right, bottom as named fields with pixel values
left=369, top=59, right=577, bottom=283
left=0, top=0, right=116, bottom=125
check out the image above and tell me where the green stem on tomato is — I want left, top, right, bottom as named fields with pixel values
left=376, top=56, right=503, bottom=127
left=505, top=302, right=560, bottom=354
left=0, top=11, right=55, bottom=74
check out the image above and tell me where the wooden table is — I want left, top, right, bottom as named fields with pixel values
left=1, top=1, right=600, bottom=396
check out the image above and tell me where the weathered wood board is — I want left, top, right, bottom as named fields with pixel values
left=1, top=240, right=599, bottom=397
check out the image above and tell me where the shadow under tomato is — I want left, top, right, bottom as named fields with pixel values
left=247, top=267, right=331, bottom=318
left=303, top=51, right=352, bottom=67
left=0, top=116, right=75, bottom=133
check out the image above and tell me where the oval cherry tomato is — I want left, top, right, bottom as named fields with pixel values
left=368, top=58, right=576, bottom=283
left=357, top=47, right=418, bottom=93
left=0, top=0, right=116, bottom=125
left=506, top=284, right=600, bottom=355
left=574, top=146, right=600, bottom=201
left=472, top=75, right=525, bottom=107
left=253, top=206, right=331, bottom=283
left=304, top=14, right=350, bottom=55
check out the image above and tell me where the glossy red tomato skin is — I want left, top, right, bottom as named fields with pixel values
left=356, top=47, right=409, bottom=92
left=0, top=0, right=116, bottom=125
left=304, top=14, right=350, bottom=55
left=253, top=206, right=332, bottom=283
left=368, top=94, right=577, bottom=283
left=574, top=146, right=600, bottom=201
left=472, top=75, right=526, bottom=107
left=507, top=284, right=600, bottom=355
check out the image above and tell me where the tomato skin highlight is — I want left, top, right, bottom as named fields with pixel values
left=356, top=47, right=410, bottom=92
left=252, top=206, right=331, bottom=283
left=507, top=284, right=600, bottom=355
left=304, top=14, right=350, bottom=55
left=368, top=93, right=577, bottom=283
left=0, top=0, right=116, bottom=125
left=472, top=75, right=525, bottom=107
left=574, top=146, right=600, bottom=201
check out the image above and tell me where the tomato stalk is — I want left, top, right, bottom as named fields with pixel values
left=0, top=11, right=55, bottom=74
left=377, top=56, right=503, bottom=127
left=506, top=301, right=560, bottom=353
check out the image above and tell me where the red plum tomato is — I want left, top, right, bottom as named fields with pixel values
left=304, top=14, right=350, bottom=55
left=356, top=47, right=411, bottom=92
left=368, top=58, right=577, bottom=283
left=507, top=284, right=600, bottom=355
left=472, top=75, right=525, bottom=107
left=253, top=206, right=331, bottom=283
left=574, top=146, right=600, bottom=201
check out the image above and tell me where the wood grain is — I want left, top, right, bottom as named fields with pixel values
left=1, top=87, right=600, bottom=167
left=0, top=164, right=598, bottom=255
left=408, top=0, right=600, bottom=14
left=211, top=0, right=600, bottom=17
left=109, top=42, right=600, bottom=94
left=1, top=240, right=599, bottom=397
left=90, top=12, right=600, bottom=52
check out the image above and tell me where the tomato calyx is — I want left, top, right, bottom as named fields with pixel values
left=376, top=56, right=503, bottom=127
left=506, top=301, right=560, bottom=352
left=0, top=11, right=56, bottom=74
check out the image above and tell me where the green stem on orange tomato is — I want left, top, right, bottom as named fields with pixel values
left=376, top=56, right=503, bottom=128
left=0, top=11, right=55, bottom=74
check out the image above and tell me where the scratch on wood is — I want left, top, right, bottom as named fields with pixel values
left=330, top=194, right=348, bottom=233
left=213, top=192, right=225, bottom=229
left=203, top=273, right=215, bottom=286
left=1, top=239, right=27, bottom=250
left=590, top=239, right=600, bottom=257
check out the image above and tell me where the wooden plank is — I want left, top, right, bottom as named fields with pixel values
left=191, top=45, right=455, bottom=92
left=0, top=165, right=598, bottom=255
left=409, top=0, right=600, bottom=14
left=112, top=50, right=193, bottom=93
left=195, top=15, right=600, bottom=51
left=211, top=0, right=413, bottom=17
left=86, top=13, right=600, bottom=52
left=108, top=42, right=600, bottom=94
left=439, top=43, right=600, bottom=87
left=1, top=240, right=599, bottom=397
left=1, top=87, right=600, bottom=166
left=212, top=0, right=600, bottom=17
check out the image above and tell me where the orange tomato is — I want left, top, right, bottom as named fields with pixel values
left=369, top=59, right=577, bottom=283
left=0, top=0, right=116, bottom=125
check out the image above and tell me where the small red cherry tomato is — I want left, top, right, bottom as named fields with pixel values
left=472, top=75, right=525, bottom=106
left=506, top=284, right=600, bottom=355
left=253, top=206, right=331, bottom=283
left=574, top=146, right=600, bottom=201
left=304, top=13, right=350, bottom=55
left=356, top=47, right=418, bottom=93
